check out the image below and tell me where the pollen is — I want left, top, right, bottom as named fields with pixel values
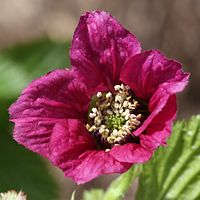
left=86, top=83, right=148, bottom=150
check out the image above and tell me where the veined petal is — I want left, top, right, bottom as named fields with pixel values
left=121, top=50, right=189, bottom=136
left=120, top=50, right=189, bottom=101
left=140, top=95, right=177, bottom=150
left=66, top=150, right=131, bottom=184
left=49, top=120, right=131, bottom=184
left=109, top=143, right=152, bottom=164
left=49, top=119, right=95, bottom=174
left=70, top=11, right=141, bottom=87
left=9, top=69, right=93, bottom=158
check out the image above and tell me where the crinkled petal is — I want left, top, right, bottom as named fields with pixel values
left=49, top=119, right=95, bottom=174
left=9, top=69, right=94, bottom=157
left=109, top=143, right=152, bottom=164
left=140, top=95, right=177, bottom=150
left=120, top=50, right=189, bottom=101
left=70, top=11, right=141, bottom=87
left=121, top=50, right=189, bottom=136
left=49, top=120, right=131, bottom=184
left=67, top=150, right=131, bottom=184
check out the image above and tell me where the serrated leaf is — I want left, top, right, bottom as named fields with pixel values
left=83, top=189, right=104, bottom=200
left=102, top=165, right=142, bottom=200
left=136, top=115, right=200, bottom=200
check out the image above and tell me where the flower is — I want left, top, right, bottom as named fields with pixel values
left=0, top=190, right=27, bottom=200
left=9, top=11, right=189, bottom=184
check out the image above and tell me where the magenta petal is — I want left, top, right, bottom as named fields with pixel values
left=50, top=121, right=131, bottom=184
left=9, top=69, right=92, bottom=157
left=140, top=95, right=177, bottom=150
left=66, top=150, right=131, bottom=184
left=49, top=119, right=95, bottom=174
left=133, top=86, right=174, bottom=137
left=70, top=11, right=141, bottom=86
left=121, top=50, right=189, bottom=137
left=10, top=69, right=91, bottom=121
left=109, top=143, right=152, bottom=164
left=120, top=50, right=189, bottom=101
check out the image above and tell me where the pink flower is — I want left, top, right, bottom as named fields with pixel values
left=9, top=11, right=189, bottom=184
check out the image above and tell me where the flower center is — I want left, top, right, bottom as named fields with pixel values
left=106, top=114, right=126, bottom=130
left=86, top=84, right=149, bottom=150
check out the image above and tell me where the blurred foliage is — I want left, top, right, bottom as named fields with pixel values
left=82, top=165, right=141, bottom=200
left=136, top=115, right=200, bottom=200
left=0, top=38, right=70, bottom=200
left=0, top=39, right=69, bottom=98
left=83, top=189, right=104, bottom=200
left=102, top=165, right=141, bottom=200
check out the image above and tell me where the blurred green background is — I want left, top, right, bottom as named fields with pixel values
left=0, top=0, right=199, bottom=199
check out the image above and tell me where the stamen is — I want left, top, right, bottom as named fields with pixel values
left=89, top=113, right=96, bottom=118
left=86, top=83, right=149, bottom=150
left=114, top=85, right=121, bottom=91
left=92, top=108, right=98, bottom=113
left=97, top=92, right=102, bottom=98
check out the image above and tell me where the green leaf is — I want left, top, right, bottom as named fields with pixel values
left=0, top=38, right=69, bottom=99
left=0, top=99, right=58, bottom=200
left=102, top=165, right=142, bottom=200
left=83, top=189, right=104, bottom=200
left=136, top=115, right=200, bottom=200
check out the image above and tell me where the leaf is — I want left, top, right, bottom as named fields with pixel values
left=136, top=115, right=200, bottom=200
left=0, top=38, right=69, bottom=99
left=102, top=165, right=142, bottom=200
left=0, top=99, right=58, bottom=200
left=83, top=189, right=104, bottom=200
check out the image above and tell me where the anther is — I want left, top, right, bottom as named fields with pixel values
left=123, top=101, right=129, bottom=107
left=97, top=92, right=102, bottom=98
left=106, top=109, right=113, bottom=115
left=136, top=114, right=142, bottom=119
left=120, top=84, right=125, bottom=90
left=89, top=125, right=97, bottom=132
left=94, top=117, right=102, bottom=126
left=114, top=85, right=121, bottom=91
left=92, top=107, right=98, bottom=113
left=106, top=92, right=112, bottom=99
left=89, top=113, right=96, bottom=118
left=112, top=129, right=118, bottom=137
left=86, top=124, right=90, bottom=130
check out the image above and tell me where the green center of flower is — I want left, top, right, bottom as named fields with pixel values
left=86, top=83, right=149, bottom=151
left=106, top=115, right=126, bottom=130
